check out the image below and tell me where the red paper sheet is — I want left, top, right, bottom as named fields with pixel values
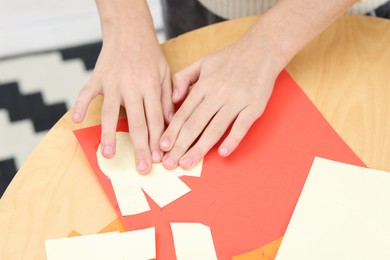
left=74, top=70, right=365, bottom=259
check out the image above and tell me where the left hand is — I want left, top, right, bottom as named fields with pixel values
left=159, top=32, right=286, bottom=170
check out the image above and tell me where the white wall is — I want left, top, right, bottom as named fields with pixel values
left=0, top=0, right=164, bottom=57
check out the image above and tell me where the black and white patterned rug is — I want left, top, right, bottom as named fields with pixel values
left=0, top=42, right=101, bottom=197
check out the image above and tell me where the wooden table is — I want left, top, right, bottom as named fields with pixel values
left=1, top=14, right=390, bottom=259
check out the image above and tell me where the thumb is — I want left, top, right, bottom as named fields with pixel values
left=172, top=57, right=204, bottom=103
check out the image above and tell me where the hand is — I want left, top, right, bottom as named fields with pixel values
left=159, top=32, right=286, bottom=170
left=72, top=38, right=174, bottom=174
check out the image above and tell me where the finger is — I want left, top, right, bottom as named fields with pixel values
left=100, top=90, right=121, bottom=159
left=125, top=96, right=152, bottom=175
left=172, top=58, right=204, bottom=103
left=179, top=105, right=238, bottom=169
left=72, top=81, right=100, bottom=123
left=162, top=98, right=221, bottom=170
left=161, top=68, right=175, bottom=123
left=218, top=106, right=261, bottom=157
left=159, top=86, right=204, bottom=152
left=144, top=90, right=165, bottom=163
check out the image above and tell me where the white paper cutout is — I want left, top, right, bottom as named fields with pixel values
left=45, top=228, right=156, bottom=260
left=97, top=132, right=202, bottom=216
left=171, top=223, right=218, bottom=260
left=137, top=167, right=191, bottom=208
left=276, top=157, right=390, bottom=260
left=97, top=136, right=150, bottom=215
left=119, top=227, right=156, bottom=260
left=45, top=232, right=121, bottom=260
left=109, top=176, right=150, bottom=215
left=46, top=223, right=219, bottom=259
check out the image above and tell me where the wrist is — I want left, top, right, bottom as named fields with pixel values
left=244, top=16, right=298, bottom=73
left=96, top=0, right=156, bottom=44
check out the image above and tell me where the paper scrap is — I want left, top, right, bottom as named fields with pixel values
left=276, top=157, right=390, bottom=260
left=110, top=175, right=151, bottom=215
left=171, top=223, right=217, bottom=260
left=45, top=232, right=121, bottom=260
left=98, top=218, right=126, bottom=233
left=119, top=227, right=156, bottom=260
left=97, top=132, right=202, bottom=215
left=47, top=228, right=156, bottom=260
left=232, top=237, right=283, bottom=260
left=138, top=166, right=191, bottom=208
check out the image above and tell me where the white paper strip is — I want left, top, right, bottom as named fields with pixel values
left=119, top=227, right=156, bottom=260
left=46, top=228, right=156, bottom=260
left=45, top=232, right=121, bottom=260
left=171, top=223, right=218, bottom=260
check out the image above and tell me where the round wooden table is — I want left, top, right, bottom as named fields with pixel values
left=1, top=14, right=390, bottom=259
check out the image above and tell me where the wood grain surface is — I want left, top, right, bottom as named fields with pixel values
left=1, top=14, right=389, bottom=259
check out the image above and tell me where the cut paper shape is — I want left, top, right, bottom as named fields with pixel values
left=97, top=132, right=201, bottom=215
left=276, top=157, right=390, bottom=260
left=98, top=218, right=126, bottom=233
left=47, top=228, right=156, bottom=260
left=119, top=227, right=156, bottom=260
left=74, top=70, right=365, bottom=259
left=71, top=219, right=282, bottom=260
left=45, top=232, right=121, bottom=260
left=68, top=231, right=81, bottom=237
left=68, top=218, right=126, bottom=238
left=171, top=223, right=217, bottom=260
left=232, top=238, right=282, bottom=260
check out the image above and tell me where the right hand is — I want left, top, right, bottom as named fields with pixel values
left=72, top=37, right=174, bottom=174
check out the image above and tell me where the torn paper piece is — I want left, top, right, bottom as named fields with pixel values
left=97, top=132, right=196, bottom=216
left=171, top=223, right=218, bottom=260
left=119, top=227, right=156, bottom=260
left=139, top=168, right=191, bottom=207
left=97, top=143, right=150, bottom=215
left=45, top=232, right=121, bottom=260
left=47, top=228, right=156, bottom=260
left=276, top=157, right=390, bottom=260
left=109, top=175, right=150, bottom=215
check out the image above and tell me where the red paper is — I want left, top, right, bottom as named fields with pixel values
left=74, top=70, right=364, bottom=259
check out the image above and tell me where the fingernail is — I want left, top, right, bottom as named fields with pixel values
left=72, top=112, right=81, bottom=122
left=103, top=145, right=114, bottom=157
left=160, top=138, right=171, bottom=150
left=180, top=157, right=193, bottom=168
left=163, top=155, right=177, bottom=169
left=137, top=159, right=149, bottom=173
left=152, top=151, right=162, bottom=162
left=219, top=146, right=230, bottom=157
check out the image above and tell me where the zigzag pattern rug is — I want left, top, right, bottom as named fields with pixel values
left=0, top=42, right=101, bottom=196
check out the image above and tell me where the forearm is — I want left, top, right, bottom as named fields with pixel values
left=245, top=0, right=358, bottom=71
left=95, top=0, right=157, bottom=44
